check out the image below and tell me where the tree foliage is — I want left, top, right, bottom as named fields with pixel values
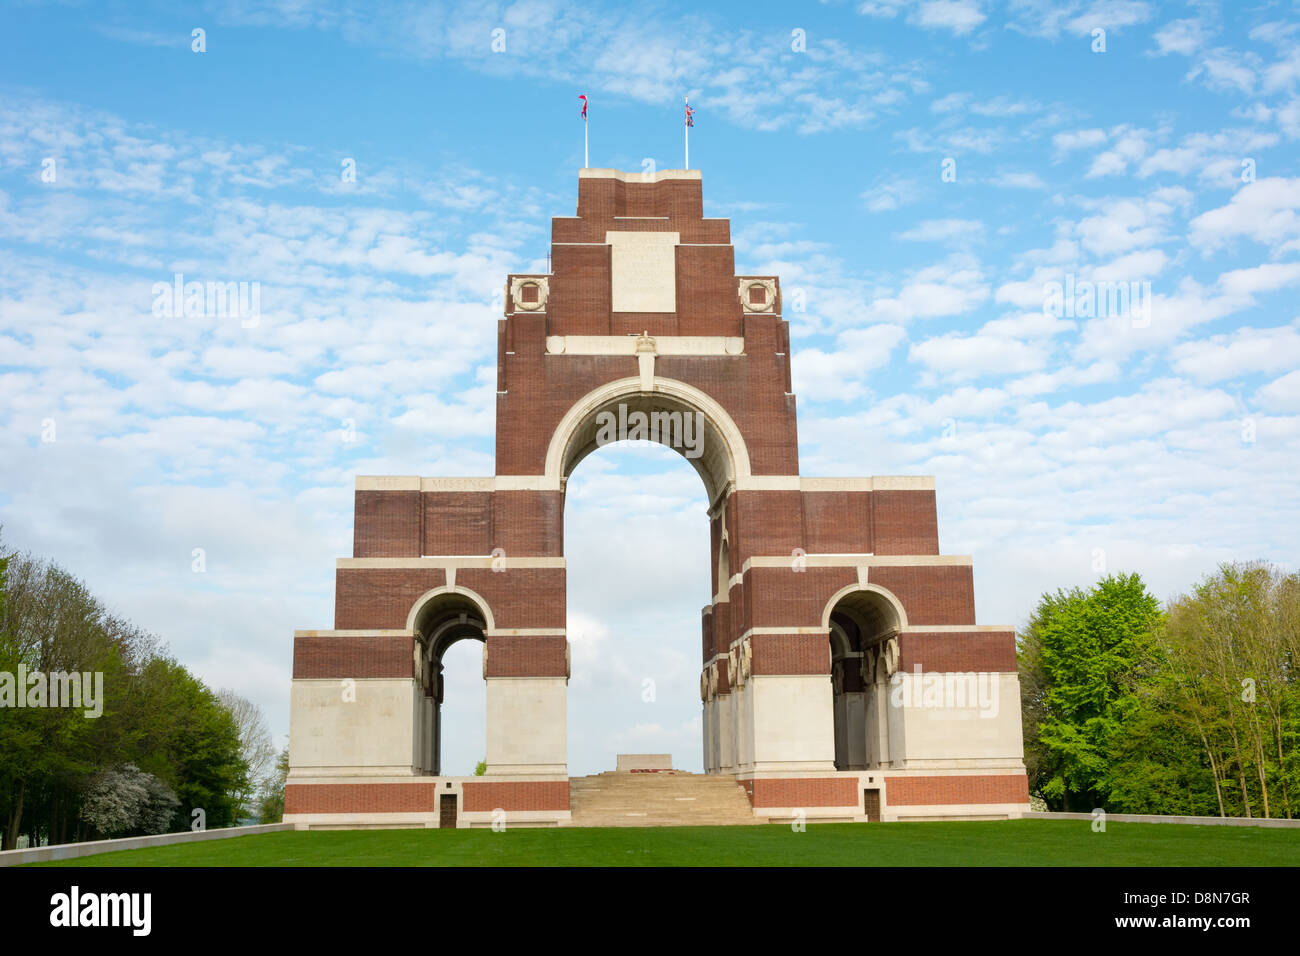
left=217, top=688, right=276, bottom=822
left=0, top=536, right=260, bottom=848
left=1021, top=564, right=1300, bottom=817
left=257, top=747, right=289, bottom=824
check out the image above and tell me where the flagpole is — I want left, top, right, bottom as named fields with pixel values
left=579, top=94, right=589, bottom=168
left=684, top=96, right=690, bottom=169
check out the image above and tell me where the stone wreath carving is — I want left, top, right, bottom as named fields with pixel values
left=510, top=276, right=549, bottom=312
left=738, top=278, right=777, bottom=313
left=881, top=636, right=900, bottom=677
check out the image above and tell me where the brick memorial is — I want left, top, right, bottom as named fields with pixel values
left=284, top=168, right=1030, bottom=827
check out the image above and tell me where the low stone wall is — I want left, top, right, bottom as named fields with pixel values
left=615, top=754, right=673, bottom=771
left=0, top=822, right=296, bottom=867
left=1013, top=810, right=1300, bottom=829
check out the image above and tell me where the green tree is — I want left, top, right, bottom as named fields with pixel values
left=257, top=747, right=290, bottom=823
left=0, top=535, right=257, bottom=845
left=1020, top=573, right=1162, bottom=811
left=1161, top=563, right=1300, bottom=818
left=132, top=658, right=248, bottom=830
left=217, top=689, right=275, bottom=822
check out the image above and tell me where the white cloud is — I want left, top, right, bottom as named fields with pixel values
left=1256, top=369, right=1300, bottom=411
left=1152, top=18, right=1211, bottom=56
left=1188, top=51, right=1259, bottom=95
left=989, top=170, right=1047, bottom=189
left=1086, top=127, right=1151, bottom=178
left=895, top=218, right=984, bottom=241
left=1063, top=0, right=1153, bottom=37
left=909, top=329, right=1049, bottom=380
left=916, top=0, right=987, bottom=35
left=867, top=260, right=991, bottom=323
left=859, top=0, right=986, bottom=36
left=1188, top=177, right=1300, bottom=251
left=791, top=324, right=908, bottom=401
left=1170, top=323, right=1300, bottom=383
left=1053, top=128, right=1108, bottom=155
left=861, top=178, right=924, bottom=212
left=1075, top=195, right=1174, bottom=256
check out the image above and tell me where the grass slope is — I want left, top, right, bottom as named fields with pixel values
left=31, top=820, right=1300, bottom=867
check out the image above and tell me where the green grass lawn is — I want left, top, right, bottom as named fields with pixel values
left=28, top=820, right=1300, bottom=867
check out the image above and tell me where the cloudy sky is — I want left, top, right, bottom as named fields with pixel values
left=1, top=0, right=1298, bottom=776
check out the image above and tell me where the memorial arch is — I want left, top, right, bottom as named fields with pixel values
left=285, top=168, right=1030, bottom=827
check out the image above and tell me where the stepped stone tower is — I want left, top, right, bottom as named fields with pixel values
left=285, top=169, right=1030, bottom=827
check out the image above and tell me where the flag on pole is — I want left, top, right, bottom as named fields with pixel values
left=579, top=94, right=589, bottom=167
left=684, top=96, right=694, bottom=169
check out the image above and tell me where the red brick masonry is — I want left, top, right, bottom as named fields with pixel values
left=885, top=774, right=1030, bottom=806
left=898, top=631, right=1018, bottom=673
left=484, top=635, right=568, bottom=677
left=293, top=635, right=414, bottom=679
left=747, top=777, right=860, bottom=808
left=285, top=783, right=440, bottom=814
left=285, top=780, right=572, bottom=813
left=749, top=633, right=831, bottom=675
left=462, top=781, right=570, bottom=812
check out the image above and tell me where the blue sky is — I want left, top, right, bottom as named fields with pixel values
left=1, top=0, right=1298, bottom=775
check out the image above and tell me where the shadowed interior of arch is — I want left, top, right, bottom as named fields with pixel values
left=560, top=391, right=736, bottom=503
left=826, top=588, right=905, bottom=773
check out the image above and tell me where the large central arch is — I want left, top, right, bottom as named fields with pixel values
left=554, top=376, right=741, bottom=773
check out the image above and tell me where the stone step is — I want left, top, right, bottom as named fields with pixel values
left=566, top=771, right=758, bottom=828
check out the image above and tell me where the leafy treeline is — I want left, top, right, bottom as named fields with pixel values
left=1021, top=564, right=1300, bottom=817
left=0, top=538, right=280, bottom=849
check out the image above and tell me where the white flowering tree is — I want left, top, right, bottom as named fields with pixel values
left=80, top=764, right=179, bottom=838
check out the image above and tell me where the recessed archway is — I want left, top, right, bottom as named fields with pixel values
left=823, top=584, right=906, bottom=772
left=408, top=589, right=490, bottom=776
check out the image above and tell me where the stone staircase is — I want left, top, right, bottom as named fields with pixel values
left=566, top=771, right=759, bottom=827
